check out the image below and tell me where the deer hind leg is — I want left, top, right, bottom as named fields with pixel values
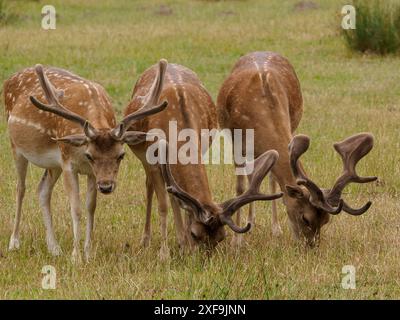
left=63, top=168, right=82, bottom=263
left=38, top=168, right=62, bottom=256
left=231, top=173, right=246, bottom=247
left=9, top=151, right=28, bottom=251
left=151, top=169, right=170, bottom=261
left=270, top=175, right=283, bottom=237
left=84, top=174, right=97, bottom=261
left=140, top=174, right=154, bottom=248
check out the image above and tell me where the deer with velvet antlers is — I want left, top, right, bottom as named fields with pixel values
left=4, top=62, right=167, bottom=261
left=124, top=61, right=282, bottom=258
left=218, top=51, right=377, bottom=247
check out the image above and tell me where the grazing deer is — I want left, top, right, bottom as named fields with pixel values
left=124, top=62, right=282, bottom=257
left=217, top=51, right=377, bottom=246
left=4, top=61, right=167, bottom=261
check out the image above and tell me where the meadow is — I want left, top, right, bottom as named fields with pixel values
left=0, top=0, right=399, bottom=299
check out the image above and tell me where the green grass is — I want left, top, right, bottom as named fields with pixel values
left=0, top=0, right=399, bottom=299
left=0, top=0, right=9, bottom=24
left=343, top=0, right=400, bottom=55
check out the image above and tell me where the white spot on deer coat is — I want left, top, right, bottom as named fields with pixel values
left=8, top=114, right=47, bottom=134
left=69, top=128, right=80, bottom=134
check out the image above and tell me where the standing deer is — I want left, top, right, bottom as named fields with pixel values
left=124, top=62, right=282, bottom=258
left=217, top=51, right=377, bottom=247
left=4, top=61, right=167, bottom=261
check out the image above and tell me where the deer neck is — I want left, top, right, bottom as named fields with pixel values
left=272, top=149, right=303, bottom=191
left=176, top=163, right=214, bottom=207
left=85, top=107, right=116, bottom=131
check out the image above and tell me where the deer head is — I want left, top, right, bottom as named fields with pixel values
left=159, top=139, right=283, bottom=247
left=284, top=133, right=377, bottom=246
left=29, top=60, right=168, bottom=194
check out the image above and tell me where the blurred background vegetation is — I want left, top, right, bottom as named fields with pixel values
left=343, top=0, right=400, bottom=55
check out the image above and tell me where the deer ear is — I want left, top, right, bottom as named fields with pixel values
left=54, top=134, right=89, bottom=147
left=121, top=131, right=148, bottom=145
left=285, top=185, right=304, bottom=199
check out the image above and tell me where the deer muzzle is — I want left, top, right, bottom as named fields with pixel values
left=97, top=180, right=115, bottom=194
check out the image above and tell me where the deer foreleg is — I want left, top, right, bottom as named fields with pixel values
left=270, top=175, right=283, bottom=237
left=9, top=151, right=28, bottom=251
left=169, top=195, right=186, bottom=249
left=84, top=174, right=97, bottom=261
left=63, top=167, right=82, bottom=263
left=231, top=174, right=246, bottom=247
left=38, top=168, right=62, bottom=256
left=141, top=174, right=154, bottom=248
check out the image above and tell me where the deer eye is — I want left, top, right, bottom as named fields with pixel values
left=117, top=153, right=125, bottom=161
left=85, top=153, right=94, bottom=162
left=302, top=215, right=311, bottom=227
left=191, top=231, right=199, bottom=240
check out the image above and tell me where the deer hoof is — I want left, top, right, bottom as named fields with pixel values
left=231, top=234, right=243, bottom=247
left=8, top=236, right=20, bottom=251
left=159, top=244, right=170, bottom=261
left=83, top=243, right=91, bottom=261
left=140, top=236, right=151, bottom=248
left=71, top=249, right=82, bottom=264
left=49, top=244, right=62, bottom=256
left=84, top=252, right=91, bottom=263
left=272, top=225, right=283, bottom=237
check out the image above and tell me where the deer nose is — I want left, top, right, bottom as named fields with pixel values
left=97, top=181, right=115, bottom=194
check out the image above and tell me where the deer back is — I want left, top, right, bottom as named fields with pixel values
left=217, top=51, right=303, bottom=159
left=125, top=63, right=218, bottom=204
left=4, top=67, right=116, bottom=159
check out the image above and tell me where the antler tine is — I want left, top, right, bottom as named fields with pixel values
left=142, top=59, right=168, bottom=107
left=35, top=64, right=59, bottom=105
left=295, top=179, right=344, bottom=214
left=221, top=150, right=283, bottom=225
left=158, top=140, right=205, bottom=217
left=328, top=133, right=377, bottom=203
left=30, top=64, right=94, bottom=133
left=219, top=215, right=252, bottom=234
left=289, top=134, right=310, bottom=181
left=342, top=200, right=372, bottom=216
left=116, top=59, right=169, bottom=137
left=289, top=134, right=343, bottom=214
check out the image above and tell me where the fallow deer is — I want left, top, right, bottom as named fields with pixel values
left=124, top=62, right=282, bottom=258
left=4, top=61, right=167, bottom=261
left=217, top=51, right=377, bottom=247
